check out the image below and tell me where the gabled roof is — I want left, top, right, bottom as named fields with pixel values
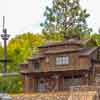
left=79, top=47, right=98, bottom=56
left=44, top=48, right=83, bottom=54
left=26, top=38, right=98, bottom=60
left=44, top=47, right=98, bottom=56
left=38, top=38, right=97, bottom=48
left=19, top=61, right=28, bottom=67
left=26, top=47, right=98, bottom=61
left=27, top=53, right=45, bottom=61
left=38, top=39, right=82, bottom=48
left=82, top=39, right=97, bottom=46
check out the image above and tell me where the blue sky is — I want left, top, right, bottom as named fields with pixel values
left=0, top=0, right=99, bottom=38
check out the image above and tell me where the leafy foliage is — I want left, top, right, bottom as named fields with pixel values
left=0, top=32, right=45, bottom=93
left=0, top=75, right=22, bottom=93
left=91, top=33, right=100, bottom=46
left=7, top=32, right=45, bottom=72
left=41, top=0, right=92, bottom=39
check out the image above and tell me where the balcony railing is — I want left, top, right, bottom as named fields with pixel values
left=48, top=65, right=89, bottom=72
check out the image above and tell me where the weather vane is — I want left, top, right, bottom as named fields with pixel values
left=0, top=16, right=10, bottom=73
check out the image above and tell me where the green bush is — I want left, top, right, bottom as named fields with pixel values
left=0, top=75, right=22, bottom=93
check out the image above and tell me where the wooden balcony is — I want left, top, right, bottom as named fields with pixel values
left=21, top=64, right=90, bottom=73
left=48, top=65, right=89, bottom=72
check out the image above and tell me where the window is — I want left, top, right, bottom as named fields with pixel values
left=34, top=61, right=40, bottom=70
left=56, top=56, right=69, bottom=65
left=64, top=77, right=81, bottom=88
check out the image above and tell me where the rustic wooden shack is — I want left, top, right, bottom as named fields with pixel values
left=20, top=38, right=100, bottom=93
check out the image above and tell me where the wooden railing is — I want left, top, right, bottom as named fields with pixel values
left=48, top=65, right=89, bottom=72
left=69, top=85, right=100, bottom=91
left=68, top=85, right=100, bottom=100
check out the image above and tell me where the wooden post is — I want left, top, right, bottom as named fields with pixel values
left=22, top=74, right=34, bottom=93
left=56, top=75, right=59, bottom=91
left=59, top=76, right=64, bottom=91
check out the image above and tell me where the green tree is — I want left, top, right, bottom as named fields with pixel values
left=41, top=0, right=91, bottom=39
left=7, top=32, right=45, bottom=72
left=0, top=32, right=45, bottom=93
left=0, top=75, right=22, bottom=93
left=91, top=33, right=100, bottom=46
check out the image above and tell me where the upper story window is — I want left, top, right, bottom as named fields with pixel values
left=34, top=61, right=40, bottom=70
left=56, top=56, right=69, bottom=65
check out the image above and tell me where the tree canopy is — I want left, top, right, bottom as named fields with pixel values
left=41, top=0, right=92, bottom=39
left=0, top=33, right=45, bottom=93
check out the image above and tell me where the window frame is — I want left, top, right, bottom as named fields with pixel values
left=56, top=56, right=69, bottom=65
left=34, top=61, right=40, bottom=70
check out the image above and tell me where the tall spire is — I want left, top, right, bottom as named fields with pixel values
left=0, top=16, right=10, bottom=73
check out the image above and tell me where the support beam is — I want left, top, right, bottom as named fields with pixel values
left=22, top=74, right=37, bottom=93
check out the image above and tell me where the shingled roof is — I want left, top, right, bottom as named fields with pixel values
left=38, top=39, right=82, bottom=48
left=26, top=38, right=98, bottom=60
left=79, top=47, right=98, bottom=56
left=38, top=38, right=97, bottom=48
left=27, top=53, right=45, bottom=61
left=26, top=47, right=98, bottom=61
left=44, top=48, right=83, bottom=54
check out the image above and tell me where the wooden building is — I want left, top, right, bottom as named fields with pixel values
left=20, top=38, right=100, bottom=93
